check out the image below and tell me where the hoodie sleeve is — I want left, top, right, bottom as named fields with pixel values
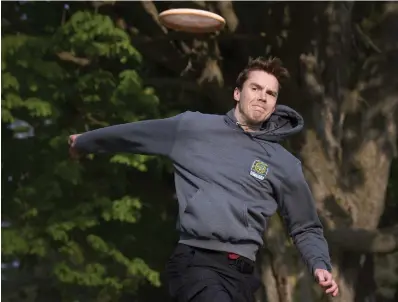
left=277, top=162, right=332, bottom=275
left=73, top=113, right=184, bottom=157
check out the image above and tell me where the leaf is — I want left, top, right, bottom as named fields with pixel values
left=86, top=235, right=109, bottom=253
left=110, top=154, right=152, bottom=172
left=1, top=108, right=15, bottom=123
left=53, top=161, right=83, bottom=185
left=102, top=196, right=142, bottom=223
left=22, top=207, right=38, bottom=219
left=59, top=241, right=85, bottom=265
left=2, top=92, right=24, bottom=109
left=1, top=229, right=30, bottom=255
left=46, top=222, right=76, bottom=242
left=2, top=72, right=20, bottom=91
left=24, top=97, right=53, bottom=117
left=30, top=238, right=47, bottom=257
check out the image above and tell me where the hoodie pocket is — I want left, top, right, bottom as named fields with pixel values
left=180, top=184, right=249, bottom=242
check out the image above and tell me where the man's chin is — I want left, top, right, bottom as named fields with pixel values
left=247, top=118, right=265, bottom=127
left=253, top=111, right=272, bottom=122
left=249, top=115, right=268, bottom=124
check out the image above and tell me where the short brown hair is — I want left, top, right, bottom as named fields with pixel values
left=235, top=56, right=290, bottom=90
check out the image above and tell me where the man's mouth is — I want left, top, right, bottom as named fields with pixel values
left=252, top=105, right=266, bottom=111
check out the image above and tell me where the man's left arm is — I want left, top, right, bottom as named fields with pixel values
left=276, top=162, right=338, bottom=297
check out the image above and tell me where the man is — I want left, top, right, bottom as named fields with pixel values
left=69, top=57, right=339, bottom=301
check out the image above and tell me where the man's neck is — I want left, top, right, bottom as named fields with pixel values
left=233, top=108, right=262, bottom=132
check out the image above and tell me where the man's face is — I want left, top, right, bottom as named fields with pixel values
left=234, top=70, right=279, bottom=125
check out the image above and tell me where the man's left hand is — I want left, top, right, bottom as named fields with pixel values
left=314, top=269, right=339, bottom=297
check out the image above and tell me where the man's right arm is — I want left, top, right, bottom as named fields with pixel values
left=70, top=113, right=185, bottom=158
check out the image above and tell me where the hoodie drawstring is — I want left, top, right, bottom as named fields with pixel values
left=255, top=140, right=275, bottom=158
left=235, top=122, right=272, bottom=157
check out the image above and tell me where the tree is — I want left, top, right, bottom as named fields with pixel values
left=2, top=2, right=174, bottom=301
left=296, top=3, right=398, bottom=301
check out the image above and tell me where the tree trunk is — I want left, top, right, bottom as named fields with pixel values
left=261, top=216, right=297, bottom=302
left=297, top=3, right=398, bottom=302
left=259, top=216, right=317, bottom=302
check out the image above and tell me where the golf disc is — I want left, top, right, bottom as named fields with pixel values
left=159, top=8, right=226, bottom=33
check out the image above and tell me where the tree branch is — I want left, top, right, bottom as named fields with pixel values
left=57, top=52, right=91, bottom=66
left=300, top=3, right=355, bottom=164
left=144, top=77, right=202, bottom=92
left=325, top=225, right=398, bottom=253
left=354, top=24, right=382, bottom=53
left=216, top=1, right=239, bottom=32
left=140, top=0, right=167, bottom=34
left=130, top=32, right=268, bottom=45
left=362, top=97, right=398, bottom=130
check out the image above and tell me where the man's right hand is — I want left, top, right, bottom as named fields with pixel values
left=68, top=134, right=81, bottom=159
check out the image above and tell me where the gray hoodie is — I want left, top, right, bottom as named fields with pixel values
left=74, top=105, right=332, bottom=274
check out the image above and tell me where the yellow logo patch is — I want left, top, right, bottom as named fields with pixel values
left=250, top=160, right=269, bottom=180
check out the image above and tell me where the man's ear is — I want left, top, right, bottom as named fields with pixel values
left=233, top=88, right=240, bottom=102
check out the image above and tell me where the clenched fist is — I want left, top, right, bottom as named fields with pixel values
left=68, top=134, right=81, bottom=159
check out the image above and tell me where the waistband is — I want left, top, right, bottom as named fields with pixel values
left=179, top=243, right=255, bottom=274
left=178, top=234, right=259, bottom=262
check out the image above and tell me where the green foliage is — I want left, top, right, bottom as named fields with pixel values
left=54, top=11, right=142, bottom=62
left=102, top=196, right=142, bottom=223
left=110, top=154, right=153, bottom=172
left=2, top=3, right=167, bottom=301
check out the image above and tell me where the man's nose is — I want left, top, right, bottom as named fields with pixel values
left=258, top=92, right=267, bottom=102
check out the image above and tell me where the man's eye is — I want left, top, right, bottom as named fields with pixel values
left=252, top=87, right=257, bottom=91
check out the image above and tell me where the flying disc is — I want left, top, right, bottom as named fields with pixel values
left=159, top=8, right=226, bottom=33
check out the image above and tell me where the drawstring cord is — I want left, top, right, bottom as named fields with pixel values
left=255, top=140, right=275, bottom=157
left=235, top=122, right=273, bottom=157
left=226, top=115, right=285, bottom=158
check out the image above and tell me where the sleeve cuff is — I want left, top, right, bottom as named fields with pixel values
left=312, top=261, right=332, bottom=275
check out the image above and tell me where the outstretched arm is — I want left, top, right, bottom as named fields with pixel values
left=69, top=113, right=184, bottom=158
left=277, top=162, right=338, bottom=297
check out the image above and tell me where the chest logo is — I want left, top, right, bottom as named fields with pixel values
left=250, top=160, right=269, bottom=180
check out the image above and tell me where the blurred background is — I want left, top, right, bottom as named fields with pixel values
left=1, top=1, right=398, bottom=302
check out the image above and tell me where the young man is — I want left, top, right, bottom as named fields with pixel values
left=69, top=57, right=339, bottom=301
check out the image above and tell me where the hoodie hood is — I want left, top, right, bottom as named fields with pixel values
left=225, top=105, right=304, bottom=142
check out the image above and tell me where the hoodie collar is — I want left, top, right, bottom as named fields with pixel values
left=224, top=105, right=304, bottom=142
